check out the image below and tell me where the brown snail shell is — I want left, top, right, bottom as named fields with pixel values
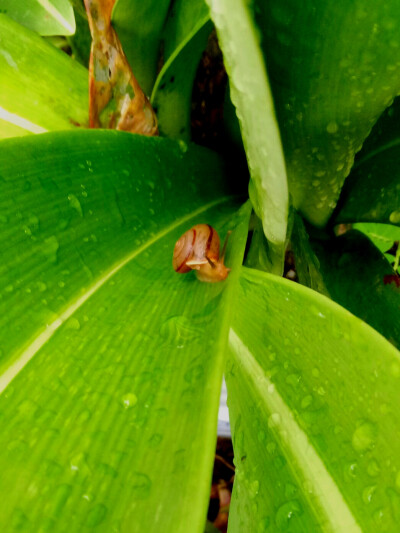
left=173, top=224, right=230, bottom=283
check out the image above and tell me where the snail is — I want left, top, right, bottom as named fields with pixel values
left=173, top=224, right=231, bottom=282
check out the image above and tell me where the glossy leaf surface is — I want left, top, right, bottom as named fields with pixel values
left=151, top=0, right=211, bottom=140
left=333, top=118, right=400, bottom=226
left=206, top=0, right=288, bottom=258
left=227, top=267, right=400, bottom=532
left=0, top=0, right=75, bottom=35
left=0, top=130, right=250, bottom=532
left=0, top=15, right=87, bottom=138
left=254, top=0, right=400, bottom=227
left=312, top=231, right=400, bottom=349
left=112, top=0, right=171, bottom=95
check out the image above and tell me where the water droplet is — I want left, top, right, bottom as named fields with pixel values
left=65, top=317, right=80, bottom=330
left=248, top=480, right=259, bottom=499
left=285, top=483, right=297, bottom=498
left=130, top=472, right=152, bottom=498
left=70, top=452, right=91, bottom=476
left=268, top=413, right=281, bottom=428
left=301, top=395, right=313, bottom=409
left=314, top=170, right=326, bottom=178
left=85, top=503, right=107, bottom=527
left=344, top=462, right=358, bottom=480
left=326, top=121, right=339, bottom=134
left=389, top=211, right=400, bottom=224
left=36, top=281, right=47, bottom=292
left=148, top=433, right=163, bottom=448
left=275, top=500, right=302, bottom=528
left=184, top=364, right=204, bottom=384
left=68, top=193, right=83, bottom=217
left=266, top=442, right=276, bottom=455
left=121, top=393, right=137, bottom=409
left=367, top=459, right=381, bottom=477
left=160, top=316, right=201, bottom=348
left=178, top=140, right=188, bottom=153
left=42, top=236, right=59, bottom=264
left=352, top=420, right=377, bottom=452
left=362, top=485, right=376, bottom=504
left=373, top=508, right=385, bottom=523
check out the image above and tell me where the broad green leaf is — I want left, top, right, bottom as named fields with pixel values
left=0, top=15, right=87, bottom=138
left=333, top=122, right=400, bottom=226
left=151, top=0, right=212, bottom=140
left=353, top=223, right=400, bottom=254
left=354, top=97, right=400, bottom=161
left=227, top=267, right=400, bottom=532
left=0, top=0, right=75, bottom=35
left=205, top=0, right=288, bottom=265
left=67, top=0, right=91, bottom=67
left=112, top=0, right=171, bottom=95
left=0, top=130, right=250, bottom=532
left=311, top=230, right=400, bottom=349
left=254, top=1, right=400, bottom=227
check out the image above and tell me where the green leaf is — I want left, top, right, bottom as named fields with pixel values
left=254, top=1, right=400, bottom=227
left=0, top=15, right=87, bottom=138
left=353, top=223, right=400, bottom=254
left=151, top=0, right=212, bottom=141
left=0, top=0, right=75, bottom=36
left=333, top=122, right=400, bottom=226
left=67, top=0, right=91, bottom=67
left=0, top=130, right=251, bottom=532
left=290, top=212, right=330, bottom=297
left=311, top=230, right=400, bottom=349
left=112, top=0, right=172, bottom=95
left=227, top=267, right=400, bottom=532
left=205, top=0, right=288, bottom=264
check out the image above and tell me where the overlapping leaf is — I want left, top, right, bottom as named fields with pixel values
left=254, top=0, right=400, bottom=227
left=206, top=0, right=288, bottom=267
left=0, top=15, right=87, bottom=139
left=227, top=267, right=400, bottom=532
left=151, top=0, right=212, bottom=140
left=0, top=0, right=75, bottom=35
left=0, top=131, right=250, bottom=532
left=112, top=0, right=171, bottom=95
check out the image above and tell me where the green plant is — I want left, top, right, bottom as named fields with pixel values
left=0, top=1, right=399, bottom=531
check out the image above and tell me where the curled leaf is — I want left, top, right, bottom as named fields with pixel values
left=84, top=0, right=158, bottom=135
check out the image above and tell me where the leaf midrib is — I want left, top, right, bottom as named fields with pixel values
left=0, top=195, right=235, bottom=395
left=229, top=327, right=363, bottom=533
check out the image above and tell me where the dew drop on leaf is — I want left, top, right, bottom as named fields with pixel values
left=121, top=393, right=137, bottom=409
left=275, top=500, right=302, bottom=529
left=326, top=121, right=339, bottom=134
left=130, top=472, right=152, bottom=499
left=352, top=420, right=377, bottom=452
left=367, top=459, right=381, bottom=477
left=42, top=236, right=59, bottom=264
left=68, top=193, right=83, bottom=217
left=85, top=503, right=107, bottom=527
left=389, top=210, right=400, bottom=224
left=159, top=315, right=200, bottom=348
left=362, top=485, right=376, bottom=504
left=248, top=480, right=259, bottom=499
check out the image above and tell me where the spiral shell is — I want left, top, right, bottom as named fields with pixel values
left=173, top=224, right=220, bottom=273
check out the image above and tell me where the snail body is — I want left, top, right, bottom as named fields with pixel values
left=173, top=224, right=230, bottom=283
